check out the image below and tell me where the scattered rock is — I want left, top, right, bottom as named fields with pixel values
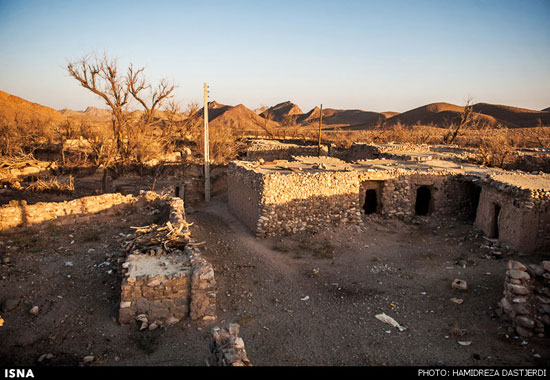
left=82, top=355, right=94, bottom=364
left=29, top=306, right=39, bottom=315
left=165, top=317, right=180, bottom=325
left=2, top=299, right=20, bottom=313
left=451, top=279, right=468, bottom=291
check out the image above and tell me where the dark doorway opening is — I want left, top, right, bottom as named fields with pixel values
left=490, top=203, right=501, bottom=238
left=175, top=186, right=181, bottom=198
left=465, top=183, right=482, bottom=221
left=415, top=186, right=432, bottom=215
left=363, top=189, right=378, bottom=214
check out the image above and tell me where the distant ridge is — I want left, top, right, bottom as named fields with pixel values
left=1, top=90, right=547, bottom=131
left=0, top=90, right=65, bottom=124
left=471, top=103, right=550, bottom=128
left=383, top=102, right=550, bottom=128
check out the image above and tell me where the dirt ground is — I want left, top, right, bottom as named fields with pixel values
left=0, top=194, right=549, bottom=366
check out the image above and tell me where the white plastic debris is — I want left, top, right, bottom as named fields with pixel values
left=301, top=296, right=310, bottom=301
left=375, top=313, right=406, bottom=332
left=457, top=341, right=472, bottom=346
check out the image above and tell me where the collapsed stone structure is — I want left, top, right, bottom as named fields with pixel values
left=228, top=153, right=550, bottom=253
left=209, top=323, right=252, bottom=366
left=119, top=194, right=216, bottom=325
left=498, top=260, right=550, bottom=338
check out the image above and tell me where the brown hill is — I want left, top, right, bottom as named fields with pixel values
left=322, top=109, right=387, bottom=126
left=0, top=90, right=65, bottom=124
left=385, top=102, right=498, bottom=127
left=471, top=103, right=550, bottom=128
left=193, top=101, right=279, bottom=131
left=298, top=106, right=321, bottom=124
left=261, top=101, right=303, bottom=123
left=298, top=107, right=389, bottom=128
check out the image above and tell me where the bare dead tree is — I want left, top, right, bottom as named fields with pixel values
left=443, top=97, right=475, bottom=145
left=127, top=65, right=175, bottom=129
left=67, top=53, right=177, bottom=188
left=67, top=54, right=130, bottom=151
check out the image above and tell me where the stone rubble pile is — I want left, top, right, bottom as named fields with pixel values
left=498, top=260, right=550, bottom=338
left=209, top=324, right=252, bottom=366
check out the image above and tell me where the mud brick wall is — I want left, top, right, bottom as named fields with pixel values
left=209, top=324, right=252, bottom=366
left=474, top=185, right=550, bottom=253
left=498, top=260, right=550, bottom=338
left=257, top=170, right=362, bottom=237
left=0, top=193, right=138, bottom=230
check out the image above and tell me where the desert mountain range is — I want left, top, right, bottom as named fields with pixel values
left=1, top=90, right=549, bottom=131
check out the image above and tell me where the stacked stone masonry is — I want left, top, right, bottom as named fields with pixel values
left=498, top=260, right=550, bottom=338
left=119, top=193, right=216, bottom=326
left=209, top=324, right=252, bottom=366
left=228, top=159, right=550, bottom=253
left=0, top=193, right=138, bottom=230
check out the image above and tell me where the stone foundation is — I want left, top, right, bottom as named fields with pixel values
left=498, top=260, right=550, bottom=338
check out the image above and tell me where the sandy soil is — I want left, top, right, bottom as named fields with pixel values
left=0, top=195, right=549, bottom=366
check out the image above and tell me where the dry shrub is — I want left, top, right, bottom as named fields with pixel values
left=25, top=175, right=74, bottom=192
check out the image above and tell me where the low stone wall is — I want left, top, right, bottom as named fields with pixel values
left=498, top=260, right=550, bottom=338
left=119, top=194, right=216, bottom=326
left=209, top=324, right=252, bottom=366
left=0, top=193, right=137, bottom=230
left=246, top=140, right=328, bottom=161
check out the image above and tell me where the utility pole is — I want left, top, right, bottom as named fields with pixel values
left=203, top=83, right=210, bottom=202
left=318, top=104, right=323, bottom=156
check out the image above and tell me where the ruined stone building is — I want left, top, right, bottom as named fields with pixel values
left=228, top=144, right=550, bottom=254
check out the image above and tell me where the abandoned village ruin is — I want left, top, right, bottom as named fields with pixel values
left=229, top=140, right=550, bottom=254
left=228, top=139, right=550, bottom=341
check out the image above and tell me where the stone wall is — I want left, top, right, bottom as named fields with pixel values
left=209, top=324, right=252, bottom=366
left=498, top=260, right=550, bottom=338
left=119, top=194, right=216, bottom=326
left=246, top=140, right=328, bottom=161
left=258, top=170, right=362, bottom=237
left=228, top=160, right=549, bottom=254
left=0, top=193, right=138, bottom=230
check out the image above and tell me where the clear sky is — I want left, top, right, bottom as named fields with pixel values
left=1, top=0, right=549, bottom=113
